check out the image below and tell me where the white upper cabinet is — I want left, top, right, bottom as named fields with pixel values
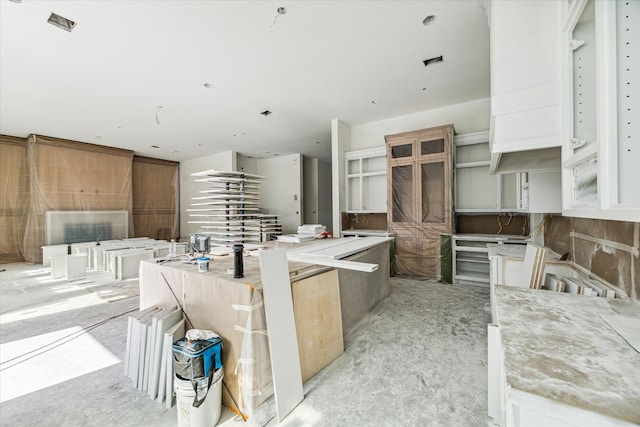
left=562, top=0, right=640, bottom=221
left=344, top=147, right=387, bottom=213
left=488, top=0, right=563, bottom=174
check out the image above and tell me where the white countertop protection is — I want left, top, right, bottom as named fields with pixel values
left=494, top=286, right=640, bottom=425
left=487, top=243, right=562, bottom=260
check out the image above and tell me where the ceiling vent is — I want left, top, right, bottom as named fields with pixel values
left=423, top=55, right=443, bottom=67
left=47, top=12, right=76, bottom=32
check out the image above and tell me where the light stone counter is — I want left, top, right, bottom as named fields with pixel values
left=494, top=285, right=640, bottom=425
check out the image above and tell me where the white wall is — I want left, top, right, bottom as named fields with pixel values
left=303, top=157, right=333, bottom=232
left=179, top=150, right=236, bottom=238
left=331, top=119, right=351, bottom=235
left=237, top=155, right=258, bottom=175
left=257, top=154, right=303, bottom=234
left=349, top=97, right=491, bottom=151
left=317, top=159, right=332, bottom=232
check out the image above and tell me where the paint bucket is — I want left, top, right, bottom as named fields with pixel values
left=197, top=257, right=210, bottom=272
left=174, top=369, right=223, bottom=427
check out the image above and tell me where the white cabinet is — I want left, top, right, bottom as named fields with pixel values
left=344, top=147, right=386, bottom=213
left=455, top=132, right=561, bottom=213
left=516, top=170, right=562, bottom=213
left=455, top=131, right=518, bottom=213
left=488, top=0, right=563, bottom=174
left=562, top=0, right=640, bottom=221
left=452, top=234, right=529, bottom=287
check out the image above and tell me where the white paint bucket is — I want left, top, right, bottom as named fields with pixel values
left=174, top=369, right=223, bottom=427
left=197, top=257, right=210, bottom=272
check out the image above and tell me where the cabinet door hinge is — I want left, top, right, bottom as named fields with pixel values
left=569, top=39, right=585, bottom=51
left=569, top=137, right=586, bottom=149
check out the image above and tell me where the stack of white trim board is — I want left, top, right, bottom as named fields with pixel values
left=543, top=273, right=616, bottom=297
left=522, top=243, right=616, bottom=298
left=188, top=170, right=283, bottom=243
left=125, top=306, right=185, bottom=408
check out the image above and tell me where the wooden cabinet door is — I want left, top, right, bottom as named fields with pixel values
left=385, top=124, right=454, bottom=277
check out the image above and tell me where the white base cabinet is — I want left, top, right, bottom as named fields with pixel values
left=452, top=234, right=528, bottom=287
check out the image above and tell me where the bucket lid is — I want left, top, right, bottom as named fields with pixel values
left=197, top=257, right=211, bottom=262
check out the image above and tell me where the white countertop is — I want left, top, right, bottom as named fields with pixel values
left=452, top=233, right=529, bottom=242
left=494, top=286, right=640, bottom=425
left=486, top=243, right=562, bottom=260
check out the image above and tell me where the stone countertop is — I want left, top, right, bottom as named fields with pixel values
left=487, top=243, right=562, bottom=260
left=341, top=229, right=392, bottom=237
left=494, top=286, right=640, bottom=425
left=452, top=233, right=529, bottom=242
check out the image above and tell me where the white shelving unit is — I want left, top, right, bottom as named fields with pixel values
left=561, top=0, right=640, bottom=222
left=452, top=234, right=529, bottom=287
left=344, top=147, right=387, bottom=213
left=454, top=131, right=519, bottom=213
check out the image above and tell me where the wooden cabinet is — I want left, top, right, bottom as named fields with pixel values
left=561, top=0, right=640, bottom=221
left=385, top=125, right=454, bottom=277
left=344, top=147, right=386, bottom=213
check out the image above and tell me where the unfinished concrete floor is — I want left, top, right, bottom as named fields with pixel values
left=0, top=263, right=490, bottom=427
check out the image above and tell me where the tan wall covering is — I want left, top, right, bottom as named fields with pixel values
left=132, top=156, right=179, bottom=240
left=545, top=216, right=640, bottom=301
left=0, top=134, right=179, bottom=264
left=0, top=136, right=29, bottom=263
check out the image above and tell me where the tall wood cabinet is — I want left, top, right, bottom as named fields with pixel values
left=385, top=124, right=454, bottom=277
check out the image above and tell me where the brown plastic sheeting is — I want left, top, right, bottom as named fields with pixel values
left=0, top=134, right=179, bottom=264
left=132, top=156, right=179, bottom=241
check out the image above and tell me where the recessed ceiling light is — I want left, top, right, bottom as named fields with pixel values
left=423, top=15, right=436, bottom=26
left=204, top=83, right=213, bottom=89
left=260, top=110, right=272, bottom=116
left=47, top=12, right=76, bottom=32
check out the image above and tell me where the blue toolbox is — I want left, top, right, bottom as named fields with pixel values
left=172, top=336, right=222, bottom=380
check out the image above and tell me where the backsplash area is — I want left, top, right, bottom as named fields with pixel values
left=545, top=216, right=640, bottom=302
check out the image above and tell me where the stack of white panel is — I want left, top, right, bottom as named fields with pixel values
left=125, top=306, right=185, bottom=408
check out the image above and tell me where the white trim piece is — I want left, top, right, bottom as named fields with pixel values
left=148, top=307, right=181, bottom=400
left=569, top=231, right=639, bottom=257
left=287, top=254, right=378, bottom=273
left=290, top=236, right=392, bottom=260
left=455, top=160, right=491, bottom=169
left=259, top=249, right=304, bottom=422
left=453, top=130, right=490, bottom=146
left=343, top=146, right=386, bottom=160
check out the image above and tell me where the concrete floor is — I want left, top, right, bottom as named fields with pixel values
left=0, top=263, right=491, bottom=427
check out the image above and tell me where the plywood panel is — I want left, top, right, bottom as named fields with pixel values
left=292, top=269, right=343, bottom=382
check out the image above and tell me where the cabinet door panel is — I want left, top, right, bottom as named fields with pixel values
left=390, top=143, right=413, bottom=159
left=391, top=164, right=414, bottom=223
left=421, top=161, right=445, bottom=223
left=420, top=139, right=445, bottom=156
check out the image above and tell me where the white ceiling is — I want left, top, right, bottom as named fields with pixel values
left=0, top=0, right=489, bottom=162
